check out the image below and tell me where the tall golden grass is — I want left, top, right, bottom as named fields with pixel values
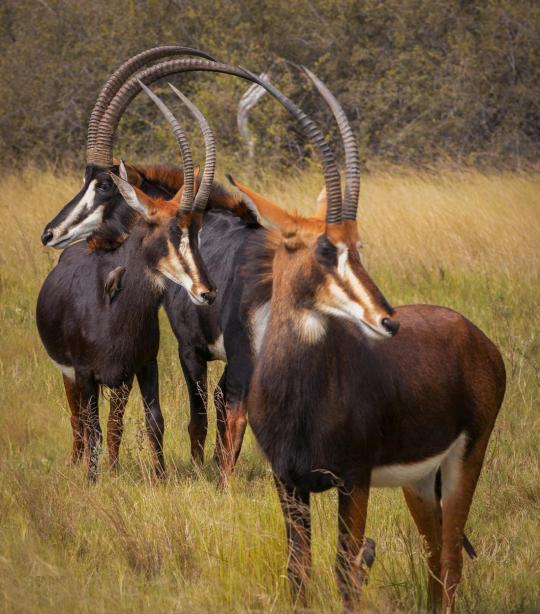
left=0, top=167, right=539, bottom=612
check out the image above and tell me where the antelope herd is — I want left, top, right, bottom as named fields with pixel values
left=37, top=46, right=506, bottom=612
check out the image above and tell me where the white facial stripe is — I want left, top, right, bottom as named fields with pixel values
left=337, top=245, right=348, bottom=277
left=55, top=180, right=97, bottom=237
left=319, top=281, right=388, bottom=339
left=158, top=238, right=208, bottom=305
left=179, top=231, right=200, bottom=285
left=343, top=262, right=377, bottom=316
left=51, top=205, right=105, bottom=248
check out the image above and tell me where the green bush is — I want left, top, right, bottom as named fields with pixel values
left=0, top=0, right=538, bottom=169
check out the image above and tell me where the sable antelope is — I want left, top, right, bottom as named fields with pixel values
left=41, top=46, right=217, bottom=249
left=38, top=54, right=350, bottom=481
left=36, top=87, right=218, bottom=481
left=225, top=71, right=506, bottom=612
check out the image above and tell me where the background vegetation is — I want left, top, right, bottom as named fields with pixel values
left=1, top=168, right=539, bottom=612
left=1, top=0, right=539, bottom=170
left=1, top=2, right=539, bottom=612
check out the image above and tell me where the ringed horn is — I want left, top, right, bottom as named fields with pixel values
left=92, top=58, right=344, bottom=227
left=86, top=46, right=217, bottom=164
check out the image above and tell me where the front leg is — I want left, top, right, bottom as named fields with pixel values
left=136, top=360, right=165, bottom=479
left=336, top=485, right=371, bottom=611
left=179, top=348, right=208, bottom=465
left=275, top=477, right=311, bottom=609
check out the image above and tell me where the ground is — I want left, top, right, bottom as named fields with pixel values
left=0, top=167, right=538, bottom=612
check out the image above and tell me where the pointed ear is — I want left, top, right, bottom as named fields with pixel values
left=104, top=266, right=126, bottom=303
left=170, top=184, right=185, bottom=207
left=111, top=174, right=157, bottom=222
left=119, top=160, right=128, bottom=181
left=226, top=175, right=296, bottom=236
left=113, top=159, right=143, bottom=186
left=313, top=186, right=327, bottom=220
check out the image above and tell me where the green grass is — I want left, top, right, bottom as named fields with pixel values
left=0, top=167, right=539, bottom=612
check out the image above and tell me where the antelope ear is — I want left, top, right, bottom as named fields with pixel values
left=113, top=158, right=144, bottom=186
left=313, top=186, right=327, bottom=220
left=111, top=174, right=157, bottom=222
left=119, top=160, right=128, bottom=181
left=226, top=175, right=296, bottom=236
left=104, top=266, right=126, bottom=303
left=170, top=184, right=185, bottom=208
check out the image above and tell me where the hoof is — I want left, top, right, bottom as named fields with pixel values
left=362, top=537, right=376, bottom=569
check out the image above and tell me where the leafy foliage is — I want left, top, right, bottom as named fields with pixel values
left=0, top=0, right=538, bottom=169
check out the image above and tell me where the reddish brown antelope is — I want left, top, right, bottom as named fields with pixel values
left=37, top=86, right=218, bottom=481
left=226, top=71, right=506, bottom=612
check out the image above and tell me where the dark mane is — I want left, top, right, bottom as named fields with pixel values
left=240, top=229, right=280, bottom=311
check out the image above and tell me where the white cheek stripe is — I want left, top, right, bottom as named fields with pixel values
left=55, top=180, right=97, bottom=236
left=179, top=232, right=200, bottom=284
left=343, top=262, right=377, bottom=317
left=337, top=247, right=348, bottom=277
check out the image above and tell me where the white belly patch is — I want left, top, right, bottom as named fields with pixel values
left=370, top=433, right=467, bottom=488
left=51, top=360, right=75, bottom=382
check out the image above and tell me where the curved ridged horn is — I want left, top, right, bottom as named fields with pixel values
left=137, top=80, right=194, bottom=213
left=95, top=59, right=343, bottom=224
left=86, top=46, right=217, bottom=165
left=93, top=59, right=250, bottom=167
left=301, top=67, right=360, bottom=221
left=168, top=83, right=216, bottom=214
left=239, top=68, right=343, bottom=225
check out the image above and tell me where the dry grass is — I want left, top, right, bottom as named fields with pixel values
left=0, top=167, right=539, bottom=612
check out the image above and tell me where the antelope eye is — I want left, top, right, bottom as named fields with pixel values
left=316, top=236, right=338, bottom=266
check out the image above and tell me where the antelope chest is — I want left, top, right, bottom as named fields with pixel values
left=208, top=334, right=227, bottom=361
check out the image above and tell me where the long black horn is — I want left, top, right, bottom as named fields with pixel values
left=137, top=80, right=195, bottom=213
left=95, top=59, right=343, bottom=224
left=239, top=68, right=343, bottom=225
left=86, top=46, right=216, bottom=165
left=301, top=67, right=360, bottom=221
left=168, top=83, right=216, bottom=215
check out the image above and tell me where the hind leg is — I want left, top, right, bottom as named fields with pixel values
left=107, top=377, right=134, bottom=472
left=439, top=434, right=491, bottom=612
left=403, top=471, right=443, bottom=612
left=213, top=367, right=227, bottom=466
left=179, top=349, right=208, bottom=465
left=62, top=375, right=85, bottom=464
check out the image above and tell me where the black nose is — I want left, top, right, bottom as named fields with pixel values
left=41, top=229, right=54, bottom=246
left=201, top=290, right=217, bottom=305
left=382, top=317, right=400, bottom=336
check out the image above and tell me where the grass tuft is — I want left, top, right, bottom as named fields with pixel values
left=0, top=167, right=539, bottom=612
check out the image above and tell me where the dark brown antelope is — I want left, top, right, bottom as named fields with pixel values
left=225, top=71, right=506, bottom=612
left=37, top=86, right=218, bottom=481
